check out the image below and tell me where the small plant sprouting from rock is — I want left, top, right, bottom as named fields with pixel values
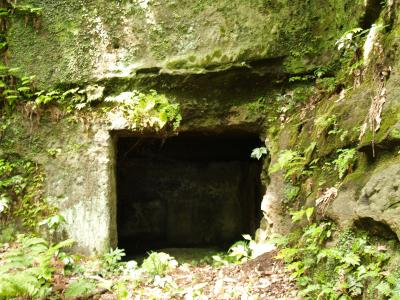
left=335, top=28, right=366, bottom=52
left=271, top=142, right=317, bottom=183
left=314, top=114, right=337, bottom=137
left=289, top=207, right=314, bottom=224
left=212, top=234, right=253, bottom=266
left=333, top=148, right=357, bottom=179
left=251, top=146, right=267, bottom=160
left=38, top=214, right=65, bottom=234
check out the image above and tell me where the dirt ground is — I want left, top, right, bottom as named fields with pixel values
left=96, top=250, right=298, bottom=300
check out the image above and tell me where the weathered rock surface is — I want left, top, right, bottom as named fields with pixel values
left=328, top=162, right=400, bottom=240
left=8, top=0, right=364, bottom=87
left=5, top=0, right=400, bottom=255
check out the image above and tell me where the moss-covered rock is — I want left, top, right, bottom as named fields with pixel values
left=7, top=0, right=365, bottom=88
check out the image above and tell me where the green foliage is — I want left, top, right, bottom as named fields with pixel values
left=273, top=86, right=314, bottom=118
left=335, top=28, right=367, bottom=52
left=250, top=146, right=267, bottom=160
left=314, top=114, right=337, bottom=137
left=245, top=96, right=268, bottom=114
left=315, top=113, right=348, bottom=141
left=271, top=142, right=317, bottom=183
left=105, top=90, right=182, bottom=131
left=64, top=279, right=96, bottom=299
left=0, top=224, right=16, bottom=243
left=0, top=235, right=74, bottom=299
left=289, top=75, right=314, bottom=82
left=290, top=207, right=314, bottom=224
left=316, top=77, right=338, bottom=94
left=271, top=150, right=304, bottom=173
left=278, top=210, right=400, bottom=299
left=283, top=183, right=300, bottom=203
left=333, top=148, right=357, bottom=179
left=101, top=247, right=126, bottom=273
left=0, top=156, right=56, bottom=229
left=212, top=234, right=253, bottom=266
left=10, top=4, right=43, bottom=16
left=0, top=70, right=33, bottom=108
left=33, top=87, right=98, bottom=112
left=141, top=252, right=178, bottom=279
left=113, top=281, right=129, bottom=300
left=0, top=1, right=42, bottom=17
left=38, top=214, right=66, bottom=234
left=0, top=1, right=42, bottom=109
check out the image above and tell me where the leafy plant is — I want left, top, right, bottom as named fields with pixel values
left=38, top=214, right=66, bottom=234
left=113, top=281, right=129, bottom=300
left=333, top=148, right=357, bottom=179
left=289, top=75, right=314, bottom=82
left=101, top=247, right=126, bottom=273
left=141, top=252, right=178, bottom=279
left=271, top=143, right=317, bottom=183
left=251, top=147, right=267, bottom=160
left=64, top=279, right=97, bottom=299
left=314, top=114, right=337, bottom=137
left=290, top=207, right=314, bottom=224
left=271, top=150, right=304, bottom=173
left=212, top=234, right=254, bottom=266
left=278, top=207, right=399, bottom=299
left=316, top=77, right=338, bottom=94
left=12, top=4, right=43, bottom=16
left=0, top=156, right=56, bottom=229
left=105, top=90, right=182, bottom=131
left=228, top=235, right=252, bottom=262
left=0, top=194, right=9, bottom=213
left=283, top=183, right=300, bottom=203
left=0, top=235, right=74, bottom=299
left=335, top=28, right=367, bottom=52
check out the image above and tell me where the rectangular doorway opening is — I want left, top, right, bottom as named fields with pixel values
left=116, top=132, right=264, bottom=255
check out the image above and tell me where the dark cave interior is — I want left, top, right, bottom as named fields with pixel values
left=116, top=132, right=264, bottom=254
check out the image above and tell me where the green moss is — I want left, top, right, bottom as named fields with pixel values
left=359, top=75, right=400, bottom=147
left=188, top=55, right=196, bottom=62
left=166, top=58, right=189, bottom=69
left=388, top=127, right=400, bottom=141
left=212, top=49, right=222, bottom=58
left=6, top=0, right=366, bottom=88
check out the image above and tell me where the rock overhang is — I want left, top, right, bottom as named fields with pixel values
left=6, top=0, right=366, bottom=88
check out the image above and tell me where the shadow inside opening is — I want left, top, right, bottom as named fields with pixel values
left=116, top=132, right=264, bottom=256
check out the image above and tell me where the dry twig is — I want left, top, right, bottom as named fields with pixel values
left=316, top=187, right=338, bottom=217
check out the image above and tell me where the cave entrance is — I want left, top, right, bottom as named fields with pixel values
left=116, top=132, right=264, bottom=255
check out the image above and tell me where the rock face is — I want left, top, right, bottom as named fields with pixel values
left=357, top=163, right=400, bottom=238
left=0, top=117, right=118, bottom=254
left=8, top=0, right=364, bottom=87
left=4, top=0, right=400, bottom=254
left=329, top=162, right=400, bottom=240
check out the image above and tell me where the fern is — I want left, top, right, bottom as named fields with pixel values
left=270, top=148, right=317, bottom=183
left=333, top=148, right=357, bottom=179
left=64, top=279, right=96, bottom=299
left=279, top=220, right=396, bottom=299
left=106, top=90, right=182, bottom=131
left=0, top=235, right=74, bottom=299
